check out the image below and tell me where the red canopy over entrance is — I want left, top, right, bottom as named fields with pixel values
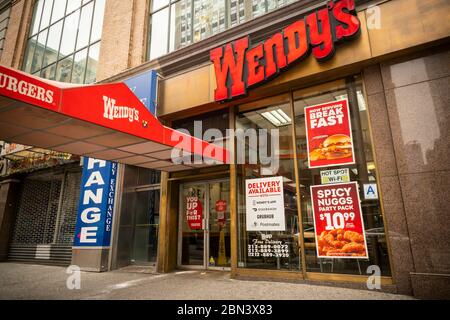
left=0, top=65, right=228, bottom=172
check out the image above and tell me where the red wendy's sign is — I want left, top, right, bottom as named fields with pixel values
left=210, top=0, right=360, bottom=102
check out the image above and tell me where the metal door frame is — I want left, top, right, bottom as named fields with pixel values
left=177, top=179, right=231, bottom=271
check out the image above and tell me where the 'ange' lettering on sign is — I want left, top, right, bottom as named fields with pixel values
left=210, top=0, right=360, bottom=102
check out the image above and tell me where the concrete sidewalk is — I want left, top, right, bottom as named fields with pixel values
left=0, top=263, right=414, bottom=300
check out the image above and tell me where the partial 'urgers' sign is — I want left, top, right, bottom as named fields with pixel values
left=0, top=69, right=57, bottom=109
left=210, top=0, right=360, bottom=102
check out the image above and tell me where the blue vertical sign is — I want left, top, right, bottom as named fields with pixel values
left=73, top=158, right=117, bottom=248
left=124, top=70, right=158, bottom=115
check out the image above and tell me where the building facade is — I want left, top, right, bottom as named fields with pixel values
left=0, top=0, right=449, bottom=300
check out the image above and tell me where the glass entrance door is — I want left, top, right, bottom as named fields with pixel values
left=207, top=181, right=231, bottom=270
left=180, top=184, right=206, bottom=267
left=179, top=180, right=231, bottom=270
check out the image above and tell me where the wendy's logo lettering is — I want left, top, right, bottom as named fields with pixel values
left=210, top=0, right=360, bottom=102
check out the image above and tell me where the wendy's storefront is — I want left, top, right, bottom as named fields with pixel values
left=151, top=0, right=450, bottom=299
left=0, top=0, right=449, bottom=299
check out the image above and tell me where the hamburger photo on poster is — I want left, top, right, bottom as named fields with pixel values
left=305, top=98, right=355, bottom=168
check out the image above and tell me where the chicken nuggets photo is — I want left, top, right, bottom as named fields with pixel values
left=317, top=229, right=367, bottom=258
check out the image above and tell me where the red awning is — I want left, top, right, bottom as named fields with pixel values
left=0, top=65, right=228, bottom=172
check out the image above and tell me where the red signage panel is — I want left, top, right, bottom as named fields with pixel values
left=186, top=196, right=203, bottom=230
left=305, top=98, right=355, bottom=169
left=210, top=0, right=360, bottom=102
left=311, top=182, right=368, bottom=259
left=0, top=65, right=61, bottom=112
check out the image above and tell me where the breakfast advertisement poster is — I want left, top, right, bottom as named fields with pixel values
left=311, top=182, right=369, bottom=259
left=305, top=98, right=356, bottom=169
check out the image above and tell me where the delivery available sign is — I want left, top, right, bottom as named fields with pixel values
left=246, top=177, right=286, bottom=231
left=311, top=182, right=368, bottom=259
left=305, top=99, right=355, bottom=169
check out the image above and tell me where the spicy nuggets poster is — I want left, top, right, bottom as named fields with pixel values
left=305, top=99, right=355, bottom=169
left=310, top=182, right=368, bottom=259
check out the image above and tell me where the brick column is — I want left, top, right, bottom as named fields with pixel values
left=96, top=0, right=149, bottom=81
left=0, top=0, right=33, bottom=68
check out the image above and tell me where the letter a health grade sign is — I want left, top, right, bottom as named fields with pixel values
left=73, top=158, right=117, bottom=248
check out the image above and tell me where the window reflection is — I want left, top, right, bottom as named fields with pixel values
left=150, top=0, right=299, bottom=60
left=67, top=0, right=82, bottom=14
left=149, top=7, right=169, bottom=60
left=40, top=0, right=53, bottom=30
left=236, top=97, right=301, bottom=271
left=234, top=78, right=393, bottom=276
left=76, top=3, right=94, bottom=51
left=56, top=56, right=73, bottom=82
left=51, top=0, right=67, bottom=24
left=60, top=10, right=80, bottom=56
left=293, top=78, right=392, bottom=276
left=30, top=0, right=44, bottom=35
left=31, top=30, right=48, bottom=73
left=85, top=42, right=100, bottom=84
left=91, top=0, right=105, bottom=42
left=22, top=0, right=105, bottom=84
left=43, top=21, right=63, bottom=67
left=72, top=49, right=88, bottom=83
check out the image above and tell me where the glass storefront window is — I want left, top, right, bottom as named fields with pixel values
left=235, top=77, right=392, bottom=277
left=293, top=77, right=391, bottom=276
left=149, top=7, right=170, bottom=60
left=149, top=0, right=299, bottom=60
left=22, top=0, right=105, bottom=84
left=236, top=94, right=301, bottom=271
left=179, top=181, right=231, bottom=269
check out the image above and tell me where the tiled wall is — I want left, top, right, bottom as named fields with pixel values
left=364, top=45, right=450, bottom=299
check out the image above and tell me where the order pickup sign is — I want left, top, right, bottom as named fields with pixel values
left=321, top=168, right=350, bottom=185
left=311, top=182, right=368, bottom=259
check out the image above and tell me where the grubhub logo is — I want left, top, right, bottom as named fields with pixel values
left=103, top=95, right=139, bottom=123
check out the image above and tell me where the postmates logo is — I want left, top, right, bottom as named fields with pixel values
left=103, top=95, right=139, bottom=123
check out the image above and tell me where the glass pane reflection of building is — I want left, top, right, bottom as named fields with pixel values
left=236, top=96, right=301, bottom=271
left=22, top=0, right=105, bottom=84
left=151, top=0, right=299, bottom=60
